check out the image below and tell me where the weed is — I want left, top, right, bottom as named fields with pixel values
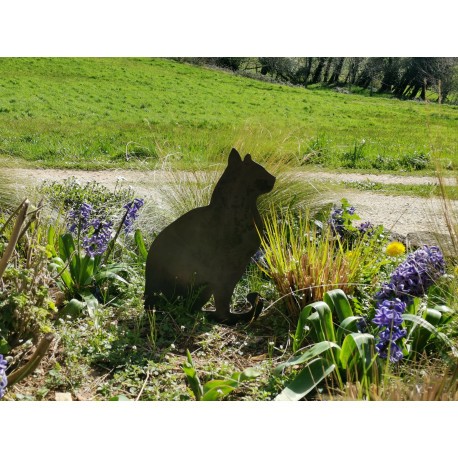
left=342, top=140, right=367, bottom=169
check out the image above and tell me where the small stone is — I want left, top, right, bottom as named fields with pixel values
left=55, top=392, right=72, bottom=401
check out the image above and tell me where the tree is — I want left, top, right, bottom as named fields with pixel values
left=311, top=57, right=327, bottom=84
left=344, top=57, right=364, bottom=85
left=259, top=57, right=295, bottom=81
left=328, top=57, right=345, bottom=84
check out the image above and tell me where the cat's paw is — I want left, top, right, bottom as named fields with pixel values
left=246, top=292, right=264, bottom=319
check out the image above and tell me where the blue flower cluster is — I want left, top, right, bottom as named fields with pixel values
left=373, top=245, right=445, bottom=362
left=329, top=204, right=373, bottom=238
left=123, top=198, right=144, bottom=234
left=83, top=220, right=114, bottom=256
left=0, top=354, right=7, bottom=399
left=68, top=202, right=92, bottom=233
left=358, top=221, right=374, bottom=235
left=67, top=203, right=114, bottom=257
left=329, top=206, right=355, bottom=238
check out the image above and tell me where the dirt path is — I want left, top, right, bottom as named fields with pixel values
left=2, top=167, right=457, bottom=237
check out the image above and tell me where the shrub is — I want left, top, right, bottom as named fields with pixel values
left=400, top=151, right=430, bottom=171
left=0, top=199, right=56, bottom=396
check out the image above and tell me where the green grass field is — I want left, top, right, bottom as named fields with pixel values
left=0, top=57, right=457, bottom=170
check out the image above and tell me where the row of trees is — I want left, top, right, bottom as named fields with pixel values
left=179, top=57, right=458, bottom=104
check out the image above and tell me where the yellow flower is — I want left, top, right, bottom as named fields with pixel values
left=386, top=241, right=406, bottom=257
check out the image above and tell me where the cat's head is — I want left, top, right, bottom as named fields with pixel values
left=228, top=148, right=276, bottom=196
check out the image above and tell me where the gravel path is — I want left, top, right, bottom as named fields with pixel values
left=1, top=167, right=457, bottom=237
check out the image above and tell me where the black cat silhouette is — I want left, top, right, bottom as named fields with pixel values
left=144, top=148, right=276, bottom=324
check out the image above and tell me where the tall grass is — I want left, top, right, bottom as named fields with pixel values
left=258, top=207, right=384, bottom=320
left=434, top=165, right=458, bottom=259
left=139, top=156, right=333, bottom=235
left=260, top=209, right=352, bottom=319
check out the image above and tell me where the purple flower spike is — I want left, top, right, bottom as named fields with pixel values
left=83, top=220, right=114, bottom=257
left=67, top=202, right=93, bottom=233
left=123, top=198, right=144, bottom=234
left=0, top=354, right=8, bottom=399
left=372, top=245, right=445, bottom=362
left=358, top=221, right=374, bottom=235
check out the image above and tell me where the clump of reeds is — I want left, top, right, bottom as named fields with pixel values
left=259, top=208, right=351, bottom=319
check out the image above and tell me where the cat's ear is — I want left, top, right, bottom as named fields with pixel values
left=243, top=154, right=252, bottom=163
left=228, top=148, right=242, bottom=167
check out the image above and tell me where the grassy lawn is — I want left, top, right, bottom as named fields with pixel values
left=0, top=57, right=456, bottom=170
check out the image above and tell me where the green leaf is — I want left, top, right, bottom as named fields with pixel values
left=423, top=308, right=442, bottom=327
left=204, top=379, right=239, bottom=391
left=403, top=313, right=458, bottom=358
left=275, top=341, right=340, bottom=375
left=239, top=367, right=261, bottom=382
left=202, top=382, right=238, bottom=401
left=323, top=288, right=353, bottom=323
left=336, top=316, right=364, bottom=345
left=182, top=349, right=203, bottom=401
left=199, top=367, right=261, bottom=400
left=275, top=358, right=335, bottom=401
left=433, top=305, right=454, bottom=325
left=49, top=257, right=74, bottom=290
left=79, top=254, right=95, bottom=287
left=293, top=304, right=314, bottom=352
left=57, top=298, right=85, bottom=319
left=59, top=233, right=78, bottom=279
left=306, top=301, right=336, bottom=343
left=79, top=291, right=99, bottom=319
left=134, top=229, right=148, bottom=262
left=0, top=337, right=11, bottom=354
left=294, top=300, right=336, bottom=346
left=340, top=333, right=376, bottom=374
left=94, top=269, right=129, bottom=285
left=46, top=225, right=57, bottom=257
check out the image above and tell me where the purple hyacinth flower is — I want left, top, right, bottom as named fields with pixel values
left=83, top=220, right=114, bottom=257
left=67, top=202, right=93, bottom=233
left=123, top=198, right=144, bottom=234
left=358, top=221, right=374, bottom=234
left=0, top=354, right=8, bottom=399
left=372, top=245, right=445, bottom=363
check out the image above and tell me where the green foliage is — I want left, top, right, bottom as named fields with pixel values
left=275, top=286, right=458, bottom=401
left=0, top=200, right=56, bottom=392
left=402, top=291, right=457, bottom=359
left=275, top=289, right=380, bottom=400
left=183, top=349, right=261, bottom=401
left=399, top=151, right=430, bottom=171
left=39, top=177, right=134, bottom=222
left=47, top=227, right=131, bottom=316
left=0, top=202, right=55, bottom=350
left=39, top=177, right=146, bottom=319
left=134, top=228, right=148, bottom=263
left=342, top=140, right=367, bottom=169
